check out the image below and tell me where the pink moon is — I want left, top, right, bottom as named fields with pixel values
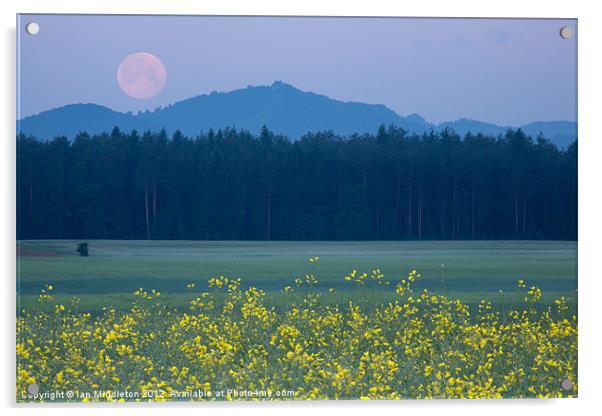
left=117, top=52, right=167, bottom=99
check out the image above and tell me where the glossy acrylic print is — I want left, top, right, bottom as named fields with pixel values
left=16, top=15, right=577, bottom=402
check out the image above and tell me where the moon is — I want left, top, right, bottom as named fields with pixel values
left=117, top=52, right=167, bottom=99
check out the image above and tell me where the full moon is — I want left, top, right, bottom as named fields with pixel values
left=117, top=52, right=167, bottom=99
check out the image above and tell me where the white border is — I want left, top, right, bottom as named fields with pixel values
left=2, top=1, right=601, bottom=415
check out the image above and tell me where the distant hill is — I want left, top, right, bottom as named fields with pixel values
left=17, top=81, right=577, bottom=147
left=437, top=119, right=577, bottom=149
left=18, top=103, right=141, bottom=139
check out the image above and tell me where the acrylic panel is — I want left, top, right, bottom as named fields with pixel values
left=16, top=14, right=578, bottom=402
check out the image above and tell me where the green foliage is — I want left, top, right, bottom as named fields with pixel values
left=17, top=127, right=577, bottom=241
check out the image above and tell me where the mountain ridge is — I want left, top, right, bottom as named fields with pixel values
left=18, top=81, right=577, bottom=148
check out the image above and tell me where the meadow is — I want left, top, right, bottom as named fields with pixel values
left=17, top=266, right=578, bottom=401
left=16, top=240, right=578, bottom=401
left=17, top=240, right=577, bottom=312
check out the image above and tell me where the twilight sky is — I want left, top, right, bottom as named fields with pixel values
left=17, top=15, right=577, bottom=126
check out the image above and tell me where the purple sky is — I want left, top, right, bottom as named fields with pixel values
left=17, top=15, right=577, bottom=126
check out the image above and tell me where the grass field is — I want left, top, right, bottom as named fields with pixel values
left=17, top=240, right=578, bottom=400
left=16, top=240, right=577, bottom=312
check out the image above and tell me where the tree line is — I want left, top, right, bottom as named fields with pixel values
left=17, top=125, right=577, bottom=241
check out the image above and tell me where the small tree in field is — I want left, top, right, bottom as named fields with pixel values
left=77, top=242, right=89, bottom=257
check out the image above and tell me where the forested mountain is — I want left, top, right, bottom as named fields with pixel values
left=17, top=126, right=577, bottom=241
left=18, top=81, right=576, bottom=148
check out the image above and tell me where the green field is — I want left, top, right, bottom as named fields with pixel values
left=17, top=240, right=577, bottom=312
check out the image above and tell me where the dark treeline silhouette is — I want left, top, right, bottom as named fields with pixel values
left=17, top=125, right=577, bottom=241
